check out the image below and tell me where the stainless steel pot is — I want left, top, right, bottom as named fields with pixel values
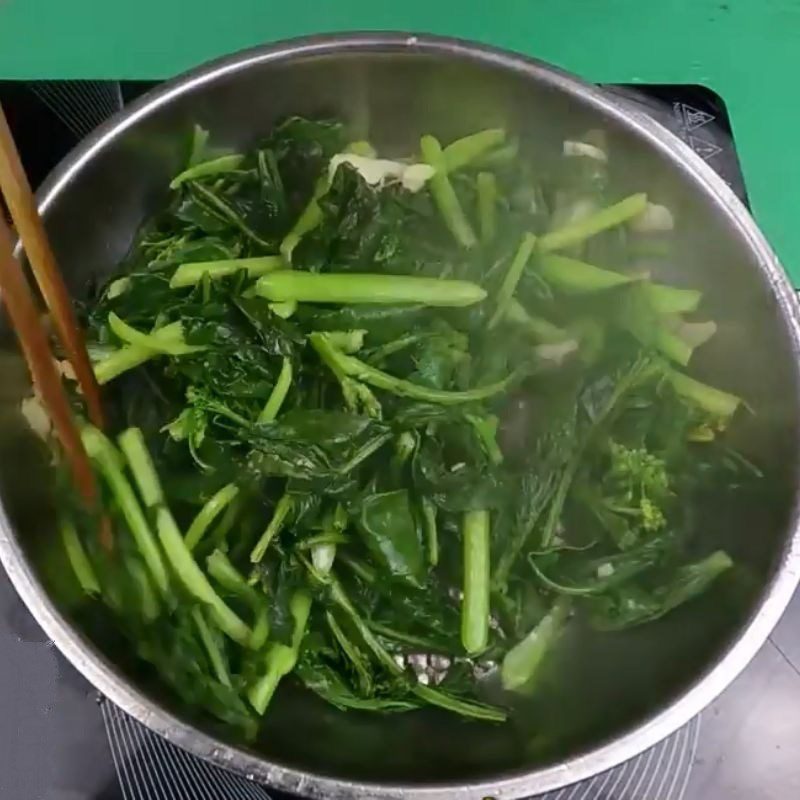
left=1, top=33, right=799, bottom=800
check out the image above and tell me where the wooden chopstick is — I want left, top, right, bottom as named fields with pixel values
left=0, top=214, right=98, bottom=504
left=0, top=103, right=104, bottom=429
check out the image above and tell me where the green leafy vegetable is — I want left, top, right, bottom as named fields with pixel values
left=61, top=116, right=754, bottom=739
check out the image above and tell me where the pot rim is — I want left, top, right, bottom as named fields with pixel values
left=2, top=31, right=800, bottom=799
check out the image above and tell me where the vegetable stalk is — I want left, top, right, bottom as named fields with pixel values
left=247, top=590, right=312, bottom=714
left=489, top=232, right=538, bottom=328
left=420, top=135, right=477, bottom=248
left=81, top=426, right=170, bottom=598
left=461, top=509, right=491, bottom=655
left=185, top=483, right=240, bottom=551
left=170, top=256, right=285, bottom=288
left=256, top=272, right=485, bottom=307
left=310, top=333, right=516, bottom=406
left=117, top=427, right=252, bottom=646
left=539, top=193, right=648, bottom=252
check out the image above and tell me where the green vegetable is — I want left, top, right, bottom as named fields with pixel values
left=538, top=253, right=637, bottom=294
left=461, top=509, right=491, bottom=654
left=256, top=272, right=486, bottom=307
left=539, top=193, right=648, bottom=252
left=420, top=134, right=477, bottom=248
left=93, top=321, right=184, bottom=384
left=117, top=427, right=252, bottom=646
left=443, top=128, right=506, bottom=172
left=81, top=426, right=170, bottom=598
left=353, top=489, right=425, bottom=585
left=489, top=232, right=537, bottom=328
left=170, top=154, right=245, bottom=189
left=60, top=519, right=100, bottom=595
left=310, top=332, right=516, bottom=405
left=170, top=256, right=285, bottom=288
left=476, top=171, right=497, bottom=244
left=248, top=590, right=312, bottom=714
left=501, top=599, right=570, bottom=692
left=185, top=483, right=240, bottom=551
left=108, top=313, right=203, bottom=356
left=69, top=116, right=755, bottom=737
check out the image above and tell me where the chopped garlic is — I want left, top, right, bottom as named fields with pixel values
left=629, top=202, right=675, bottom=233
left=328, top=153, right=434, bottom=193
left=563, top=140, right=608, bottom=163
left=597, top=562, right=615, bottom=579
left=534, top=339, right=578, bottom=364
left=20, top=395, right=51, bottom=440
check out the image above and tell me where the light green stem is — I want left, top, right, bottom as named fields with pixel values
left=250, top=493, right=293, bottom=564
left=538, top=253, right=637, bottom=294
left=443, top=128, right=506, bottom=172
left=461, top=509, right=491, bottom=655
left=170, top=154, right=245, bottom=189
left=81, top=426, right=170, bottom=598
left=501, top=599, right=570, bottom=692
left=539, top=193, right=648, bottom=252
left=310, top=333, right=515, bottom=405
left=505, top=299, right=569, bottom=343
left=170, top=256, right=285, bottom=288
left=258, top=357, right=293, bottom=423
left=667, top=369, right=742, bottom=419
left=60, top=519, right=100, bottom=595
left=247, top=590, right=311, bottom=714
left=185, top=483, right=240, bottom=551
left=476, top=171, right=497, bottom=244
left=108, top=313, right=203, bottom=356
left=192, top=607, right=233, bottom=687
left=94, top=321, right=184, bottom=384
left=256, top=271, right=485, bottom=307
left=420, top=134, right=477, bottom=248
left=117, top=427, right=252, bottom=646
left=489, top=232, right=538, bottom=328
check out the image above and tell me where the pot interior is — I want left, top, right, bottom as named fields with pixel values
left=0, top=42, right=798, bottom=788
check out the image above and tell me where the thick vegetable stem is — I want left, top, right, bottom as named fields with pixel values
left=247, top=590, right=312, bottom=714
left=501, top=599, right=570, bottom=691
left=443, top=128, right=506, bottom=172
left=185, top=483, right=240, bottom=551
left=489, top=232, right=538, bottom=328
left=60, top=519, right=100, bottom=595
left=310, top=333, right=516, bottom=405
left=539, top=193, right=648, bottom=252
left=192, top=608, right=233, bottom=687
left=81, top=426, right=170, bottom=598
left=108, top=314, right=203, bottom=356
left=420, top=134, right=477, bottom=248
left=93, top=321, right=184, bottom=384
left=250, top=493, right=294, bottom=564
left=476, top=171, right=497, bottom=243
left=170, top=256, right=284, bottom=288
left=256, top=272, right=486, bottom=307
left=117, top=427, right=252, bottom=646
left=170, top=154, right=244, bottom=189
left=258, top=356, right=293, bottom=423
left=667, top=369, right=741, bottom=419
left=538, top=253, right=637, bottom=294
left=504, top=299, right=568, bottom=343
left=461, top=509, right=491, bottom=655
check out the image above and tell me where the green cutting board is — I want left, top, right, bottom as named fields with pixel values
left=1, top=0, right=798, bottom=282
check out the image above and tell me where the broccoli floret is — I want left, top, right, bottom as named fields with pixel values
left=595, top=441, right=670, bottom=547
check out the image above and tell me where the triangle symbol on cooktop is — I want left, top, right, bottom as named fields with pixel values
left=688, top=135, right=723, bottom=160
left=681, top=103, right=715, bottom=130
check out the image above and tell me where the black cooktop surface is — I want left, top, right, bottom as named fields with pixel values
left=0, top=80, right=797, bottom=800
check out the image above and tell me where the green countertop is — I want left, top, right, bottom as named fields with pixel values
left=1, top=0, right=798, bottom=282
